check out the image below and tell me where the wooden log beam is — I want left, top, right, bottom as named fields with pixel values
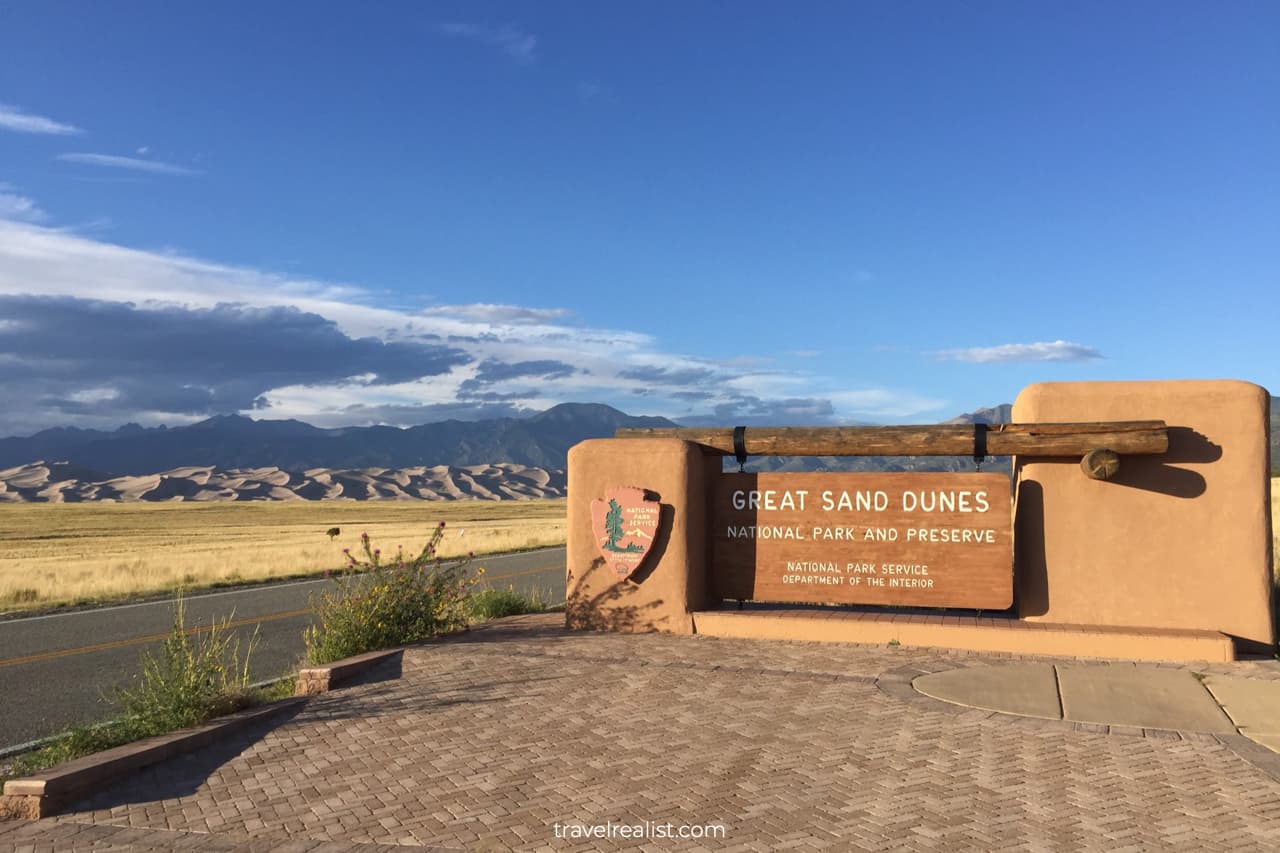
left=613, top=421, right=1168, bottom=458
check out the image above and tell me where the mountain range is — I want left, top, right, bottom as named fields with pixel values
left=1, top=398, right=1273, bottom=502
left=0, top=403, right=674, bottom=475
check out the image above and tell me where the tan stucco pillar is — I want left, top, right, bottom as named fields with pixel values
left=1013, top=380, right=1274, bottom=649
left=565, top=438, right=720, bottom=633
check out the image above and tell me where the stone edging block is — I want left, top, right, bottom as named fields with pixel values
left=294, top=647, right=407, bottom=696
left=0, top=698, right=305, bottom=821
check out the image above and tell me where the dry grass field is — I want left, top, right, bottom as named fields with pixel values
left=2, top=482, right=1276, bottom=617
left=0, top=500, right=566, bottom=613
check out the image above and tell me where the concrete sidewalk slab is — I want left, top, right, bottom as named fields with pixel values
left=1057, top=664, right=1236, bottom=733
left=1204, top=674, right=1280, bottom=748
left=914, top=664, right=1062, bottom=719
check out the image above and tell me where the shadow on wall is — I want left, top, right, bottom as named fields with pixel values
left=627, top=499, right=673, bottom=586
left=1014, top=426, right=1224, bottom=618
left=710, top=473, right=758, bottom=603
left=565, top=557, right=667, bottom=633
left=1014, top=479, right=1048, bottom=618
left=1106, top=427, right=1220, bottom=498
left=1017, top=427, right=1218, bottom=501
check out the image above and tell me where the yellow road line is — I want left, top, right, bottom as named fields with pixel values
left=478, top=563, right=563, bottom=584
left=0, top=608, right=313, bottom=670
left=0, top=563, right=563, bottom=670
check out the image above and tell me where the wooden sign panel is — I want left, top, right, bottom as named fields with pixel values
left=711, top=472, right=1012, bottom=609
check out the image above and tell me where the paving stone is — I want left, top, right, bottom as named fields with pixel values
left=1057, top=664, right=1236, bottom=733
left=1203, top=674, right=1280, bottom=738
left=914, top=664, right=1061, bottom=720
left=0, top=614, right=1278, bottom=851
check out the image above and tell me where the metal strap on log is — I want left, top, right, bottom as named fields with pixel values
left=614, top=421, right=1169, bottom=480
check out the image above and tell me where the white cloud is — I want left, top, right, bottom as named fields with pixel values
left=934, top=340, right=1103, bottom=364
left=827, top=388, right=947, bottom=419
left=421, top=303, right=572, bottom=325
left=0, top=219, right=949, bottom=432
left=0, top=184, right=48, bottom=222
left=56, top=153, right=199, bottom=176
left=437, top=22, right=537, bottom=64
left=0, top=104, right=81, bottom=135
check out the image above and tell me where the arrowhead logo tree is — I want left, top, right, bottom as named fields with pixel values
left=590, top=487, right=661, bottom=579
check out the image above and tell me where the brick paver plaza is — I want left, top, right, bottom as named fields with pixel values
left=4, top=613, right=1280, bottom=851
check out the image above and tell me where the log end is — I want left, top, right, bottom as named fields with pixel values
left=1082, top=448, right=1121, bottom=481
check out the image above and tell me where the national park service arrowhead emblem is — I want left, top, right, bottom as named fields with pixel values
left=590, top=486, right=660, bottom=580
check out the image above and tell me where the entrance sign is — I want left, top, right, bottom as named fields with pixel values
left=712, top=472, right=1012, bottom=609
left=590, top=486, right=661, bottom=580
left=568, top=381, right=1273, bottom=662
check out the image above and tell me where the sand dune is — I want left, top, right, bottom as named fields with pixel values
left=0, top=461, right=567, bottom=503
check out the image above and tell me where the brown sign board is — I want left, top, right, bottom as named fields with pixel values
left=711, top=472, right=1012, bottom=609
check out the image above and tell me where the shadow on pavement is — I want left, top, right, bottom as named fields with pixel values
left=61, top=701, right=307, bottom=814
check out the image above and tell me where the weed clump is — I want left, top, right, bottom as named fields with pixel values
left=115, top=593, right=259, bottom=730
left=466, top=585, right=551, bottom=622
left=304, top=523, right=482, bottom=665
left=2, top=592, right=263, bottom=784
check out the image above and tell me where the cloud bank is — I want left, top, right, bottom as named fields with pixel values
left=934, top=341, right=1103, bottom=364
left=0, top=218, right=949, bottom=435
left=0, top=295, right=471, bottom=434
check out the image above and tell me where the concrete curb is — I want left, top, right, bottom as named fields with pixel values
left=0, top=698, right=305, bottom=821
left=294, top=647, right=407, bottom=695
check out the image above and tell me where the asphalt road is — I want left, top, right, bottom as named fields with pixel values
left=0, top=546, right=566, bottom=751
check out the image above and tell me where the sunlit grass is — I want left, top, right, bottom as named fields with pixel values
left=467, top=584, right=555, bottom=622
left=0, top=500, right=566, bottom=613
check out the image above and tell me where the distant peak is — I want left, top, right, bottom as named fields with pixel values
left=188, top=413, right=254, bottom=429
left=944, top=404, right=1014, bottom=425
left=529, top=402, right=625, bottom=420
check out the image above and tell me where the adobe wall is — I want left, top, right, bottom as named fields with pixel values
left=565, top=379, right=1274, bottom=658
left=1013, top=380, right=1274, bottom=648
left=565, top=438, right=720, bottom=633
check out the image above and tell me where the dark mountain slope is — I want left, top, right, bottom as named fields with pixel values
left=0, top=404, right=678, bottom=474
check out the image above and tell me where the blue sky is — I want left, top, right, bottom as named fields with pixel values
left=1, top=2, right=1276, bottom=436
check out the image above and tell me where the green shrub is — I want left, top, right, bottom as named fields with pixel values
left=304, top=523, right=482, bottom=665
left=466, top=585, right=551, bottom=622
